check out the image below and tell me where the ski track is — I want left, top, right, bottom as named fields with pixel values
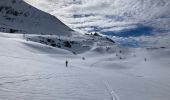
left=0, top=64, right=111, bottom=100
left=0, top=54, right=47, bottom=63
left=104, top=81, right=120, bottom=100
left=70, top=64, right=121, bottom=100
left=0, top=73, right=78, bottom=86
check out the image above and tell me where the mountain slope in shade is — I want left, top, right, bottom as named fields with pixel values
left=0, top=0, right=74, bottom=35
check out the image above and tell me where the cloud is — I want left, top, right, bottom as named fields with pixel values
left=24, top=0, right=170, bottom=32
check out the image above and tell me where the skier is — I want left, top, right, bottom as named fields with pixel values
left=65, top=60, right=68, bottom=67
left=144, top=58, right=147, bottom=62
left=82, top=57, right=85, bottom=60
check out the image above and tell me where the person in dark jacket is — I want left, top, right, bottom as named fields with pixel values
left=144, top=58, right=147, bottom=62
left=66, top=60, right=68, bottom=67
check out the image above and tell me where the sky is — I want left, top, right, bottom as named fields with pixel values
left=24, top=0, right=170, bottom=47
left=24, top=0, right=170, bottom=33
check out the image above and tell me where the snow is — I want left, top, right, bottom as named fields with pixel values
left=0, top=33, right=111, bottom=100
left=0, top=0, right=170, bottom=100
left=0, top=32, right=170, bottom=100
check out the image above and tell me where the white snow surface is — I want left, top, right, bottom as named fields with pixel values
left=0, top=32, right=170, bottom=100
left=0, top=0, right=170, bottom=100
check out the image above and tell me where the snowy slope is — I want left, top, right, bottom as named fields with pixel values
left=0, top=1, right=170, bottom=100
left=0, top=33, right=110, bottom=100
left=0, top=31, right=170, bottom=100
left=0, top=0, right=74, bottom=35
left=25, top=33, right=116, bottom=54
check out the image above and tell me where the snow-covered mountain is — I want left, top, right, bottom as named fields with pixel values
left=0, top=0, right=74, bottom=35
left=0, top=0, right=117, bottom=54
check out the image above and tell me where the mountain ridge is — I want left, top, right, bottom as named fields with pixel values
left=0, top=0, right=74, bottom=36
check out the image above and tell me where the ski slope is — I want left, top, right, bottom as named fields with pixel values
left=0, top=32, right=170, bottom=100
left=0, top=0, right=170, bottom=100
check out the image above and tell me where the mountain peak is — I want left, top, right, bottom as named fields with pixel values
left=0, top=0, right=74, bottom=35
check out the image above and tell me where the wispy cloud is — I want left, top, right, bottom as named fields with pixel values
left=25, top=0, right=170, bottom=34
